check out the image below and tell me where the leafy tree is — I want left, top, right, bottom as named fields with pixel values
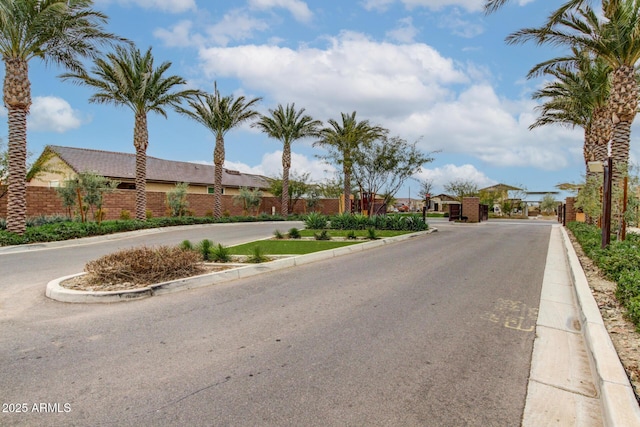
left=1, top=0, right=123, bottom=234
left=576, top=175, right=603, bottom=223
left=444, top=179, right=479, bottom=203
left=315, top=112, right=387, bottom=213
left=166, top=182, right=189, bottom=217
left=419, top=178, right=434, bottom=200
left=317, top=176, right=344, bottom=199
left=253, top=103, right=322, bottom=216
left=56, top=171, right=118, bottom=223
left=351, top=135, right=435, bottom=214
left=177, top=83, right=261, bottom=218
left=540, top=193, right=559, bottom=215
left=61, top=45, right=198, bottom=221
left=233, top=187, right=263, bottom=216
left=269, top=171, right=312, bottom=214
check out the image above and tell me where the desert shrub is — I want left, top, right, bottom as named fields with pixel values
left=180, top=240, right=194, bottom=251
left=314, top=230, right=331, bottom=240
left=247, top=246, right=270, bottom=263
left=346, top=230, right=357, bottom=240
left=84, top=246, right=203, bottom=285
left=210, top=244, right=232, bottom=263
left=367, top=227, right=379, bottom=240
left=25, top=215, right=69, bottom=227
left=196, top=239, right=214, bottom=261
left=120, top=210, right=131, bottom=220
left=146, top=209, right=154, bottom=219
left=626, top=296, right=640, bottom=331
left=305, top=212, right=327, bottom=229
left=166, top=183, right=189, bottom=217
left=273, top=229, right=284, bottom=239
left=288, top=227, right=301, bottom=239
left=616, top=270, right=640, bottom=306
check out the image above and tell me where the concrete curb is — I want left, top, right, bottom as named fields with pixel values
left=46, top=228, right=435, bottom=304
left=559, top=226, right=640, bottom=426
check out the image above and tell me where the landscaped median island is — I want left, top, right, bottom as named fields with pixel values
left=46, top=214, right=431, bottom=303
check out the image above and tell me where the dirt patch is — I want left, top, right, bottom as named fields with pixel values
left=567, top=230, right=640, bottom=403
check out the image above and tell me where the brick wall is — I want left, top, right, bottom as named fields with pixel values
left=565, top=197, right=577, bottom=223
left=462, top=197, right=480, bottom=223
left=0, top=186, right=341, bottom=220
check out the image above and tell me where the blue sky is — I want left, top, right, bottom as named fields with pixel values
left=5, top=0, right=638, bottom=199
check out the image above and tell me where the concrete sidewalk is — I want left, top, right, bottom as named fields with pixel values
left=523, top=224, right=640, bottom=426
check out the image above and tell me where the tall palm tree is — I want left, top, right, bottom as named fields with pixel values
left=314, top=112, right=387, bottom=214
left=177, top=84, right=261, bottom=218
left=528, top=48, right=612, bottom=180
left=61, top=45, right=199, bottom=220
left=0, top=0, right=123, bottom=234
left=507, top=1, right=640, bottom=185
left=253, top=103, right=322, bottom=216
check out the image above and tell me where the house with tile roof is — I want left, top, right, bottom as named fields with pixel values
left=29, top=145, right=273, bottom=196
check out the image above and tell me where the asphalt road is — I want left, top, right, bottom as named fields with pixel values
left=1, top=220, right=553, bottom=426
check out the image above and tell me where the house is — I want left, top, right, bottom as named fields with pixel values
left=29, top=145, right=272, bottom=196
left=428, top=194, right=460, bottom=213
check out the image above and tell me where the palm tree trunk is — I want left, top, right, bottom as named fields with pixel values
left=4, top=58, right=31, bottom=235
left=281, top=142, right=291, bottom=216
left=610, top=65, right=637, bottom=188
left=133, top=112, right=148, bottom=221
left=343, top=164, right=351, bottom=214
left=213, top=134, right=225, bottom=218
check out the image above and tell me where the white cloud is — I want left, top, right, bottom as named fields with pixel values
left=95, top=0, right=196, bottom=13
left=438, top=8, right=484, bottom=38
left=224, top=151, right=336, bottom=182
left=28, top=97, right=84, bottom=133
left=154, top=20, right=204, bottom=48
left=400, top=0, right=484, bottom=12
left=417, top=164, right=497, bottom=192
left=248, top=0, right=314, bottom=23
left=386, top=17, right=419, bottom=43
left=196, top=31, right=582, bottom=172
left=198, top=31, right=467, bottom=118
left=205, top=9, right=269, bottom=47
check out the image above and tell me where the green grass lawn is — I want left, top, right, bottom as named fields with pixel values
left=228, top=239, right=362, bottom=255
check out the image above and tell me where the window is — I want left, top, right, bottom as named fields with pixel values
left=207, top=187, right=224, bottom=195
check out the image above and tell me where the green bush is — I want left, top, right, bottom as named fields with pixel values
left=288, top=227, right=301, bottom=239
left=367, top=227, right=379, bottom=240
left=196, top=239, right=214, bottom=261
left=314, top=230, right=331, bottom=240
left=247, top=246, right=270, bottom=263
left=305, top=212, right=327, bottom=229
left=568, top=221, right=640, bottom=330
left=273, top=229, right=285, bottom=239
left=210, top=243, right=231, bottom=263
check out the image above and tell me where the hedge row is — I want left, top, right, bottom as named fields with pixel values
left=0, top=214, right=289, bottom=246
left=567, top=221, right=640, bottom=330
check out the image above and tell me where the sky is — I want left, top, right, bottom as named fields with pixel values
left=4, top=0, right=638, bottom=200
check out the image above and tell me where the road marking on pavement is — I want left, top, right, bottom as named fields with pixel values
left=482, top=298, right=538, bottom=332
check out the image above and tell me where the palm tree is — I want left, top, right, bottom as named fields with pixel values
left=528, top=48, right=612, bottom=180
left=61, top=45, right=199, bottom=220
left=314, top=112, right=387, bottom=214
left=253, top=103, right=322, bottom=215
left=507, top=2, right=640, bottom=185
left=0, top=0, right=123, bottom=234
left=177, top=84, right=261, bottom=218
left=484, top=0, right=599, bottom=15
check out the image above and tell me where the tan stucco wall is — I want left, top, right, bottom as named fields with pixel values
left=28, top=157, right=75, bottom=187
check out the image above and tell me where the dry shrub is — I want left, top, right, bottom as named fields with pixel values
left=85, top=246, right=204, bottom=285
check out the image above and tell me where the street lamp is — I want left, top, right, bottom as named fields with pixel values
left=588, top=156, right=613, bottom=248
